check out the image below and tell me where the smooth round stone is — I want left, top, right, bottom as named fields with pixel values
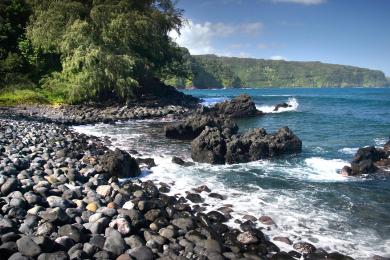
left=122, top=201, right=134, bottom=210
left=16, top=236, right=41, bottom=257
left=86, top=202, right=98, bottom=212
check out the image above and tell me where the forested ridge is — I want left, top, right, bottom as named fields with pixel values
left=166, top=54, right=389, bottom=89
left=0, top=0, right=189, bottom=105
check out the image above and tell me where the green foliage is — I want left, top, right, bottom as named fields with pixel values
left=171, top=54, right=388, bottom=88
left=25, top=0, right=185, bottom=103
left=0, top=88, right=65, bottom=106
left=0, top=0, right=32, bottom=88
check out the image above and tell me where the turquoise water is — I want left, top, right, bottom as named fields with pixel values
left=74, top=88, right=390, bottom=258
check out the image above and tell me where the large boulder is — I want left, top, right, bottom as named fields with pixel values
left=212, top=94, right=261, bottom=118
left=266, top=127, right=303, bottom=156
left=165, top=114, right=238, bottom=140
left=191, top=126, right=302, bottom=164
left=100, top=148, right=141, bottom=178
left=226, top=127, right=302, bottom=164
left=350, top=146, right=387, bottom=175
left=191, top=127, right=228, bottom=164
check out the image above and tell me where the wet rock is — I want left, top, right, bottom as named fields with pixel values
left=327, top=252, right=354, bottom=260
left=259, top=216, right=275, bottom=225
left=274, top=103, right=291, bottom=112
left=212, top=94, right=261, bottom=118
left=273, top=236, right=292, bottom=245
left=207, top=211, right=227, bottom=223
left=293, top=242, right=316, bottom=254
left=192, top=126, right=302, bottom=164
left=186, top=193, right=204, bottom=203
left=193, top=185, right=211, bottom=193
left=209, top=193, right=225, bottom=200
left=237, top=231, right=259, bottom=245
left=350, top=146, right=387, bottom=175
left=340, top=166, right=352, bottom=176
left=101, top=148, right=141, bottom=178
left=191, top=127, right=227, bottom=164
left=136, top=157, right=156, bottom=168
left=172, top=156, right=195, bottom=166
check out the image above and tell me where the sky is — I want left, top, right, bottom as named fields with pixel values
left=169, top=0, right=390, bottom=76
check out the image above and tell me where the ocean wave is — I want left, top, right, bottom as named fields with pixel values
left=256, top=97, right=299, bottom=113
left=200, top=97, right=229, bottom=106
left=338, top=147, right=359, bottom=155
left=304, top=157, right=351, bottom=181
left=374, top=137, right=388, bottom=146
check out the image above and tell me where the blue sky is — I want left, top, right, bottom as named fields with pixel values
left=169, top=0, right=390, bottom=76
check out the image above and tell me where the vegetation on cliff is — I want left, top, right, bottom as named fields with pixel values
left=167, top=54, right=389, bottom=88
left=0, top=0, right=188, bottom=105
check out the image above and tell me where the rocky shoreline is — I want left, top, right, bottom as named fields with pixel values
left=0, top=118, right=355, bottom=260
left=0, top=104, right=191, bottom=125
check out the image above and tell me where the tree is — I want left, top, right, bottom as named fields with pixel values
left=0, top=0, right=31, bottom=88
left=26, top=0, right=186, bottom=103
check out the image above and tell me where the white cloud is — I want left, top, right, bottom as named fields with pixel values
left=270, top=55, right=287, bottom=60
left=272, top=0, right=325, bottom=5
left=169, top=20, right=263, bottom=55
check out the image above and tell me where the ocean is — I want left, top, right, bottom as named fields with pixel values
left=73, top=88, right=390, bottom=259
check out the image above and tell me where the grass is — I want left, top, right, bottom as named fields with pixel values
left=0, top=88, right=66, bottom=106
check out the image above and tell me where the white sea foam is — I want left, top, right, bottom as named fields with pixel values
left=304, top=157, right=351, bottom=181
left=338, top=147, right=358, bottom=155
left=256, top=97, right=299, bottom=113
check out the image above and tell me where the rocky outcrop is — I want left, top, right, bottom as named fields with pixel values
left=273, top=102, right=291, bottom=111
left=191, top=128, right=228, bottom=164
left=164, top=94, right=261, bottom=140
left=100, top=148, right=141, bottom=178
left=342, top=140, right=390, bottom=176
left=211, top=94, right=262, bottom=118
left=191, top=126, right=302, bottom=164
left=164, top=114, right=238, bottom=140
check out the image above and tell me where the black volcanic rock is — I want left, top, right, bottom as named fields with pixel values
left=100, top=148, right=141, bottom=178
left=191, top=126, right=302, bottom=164
left=212, top=94, right=262, bottom=118
left=350, top=146, right=387, bottom=175
left=164, top=114, right=238, bottom=140
left=273, top=102, right=291, bottom=111
left=191, top=127, right=228, bottom=164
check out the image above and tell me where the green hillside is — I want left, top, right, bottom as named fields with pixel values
left=166, top=54, right=389, bottom=88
